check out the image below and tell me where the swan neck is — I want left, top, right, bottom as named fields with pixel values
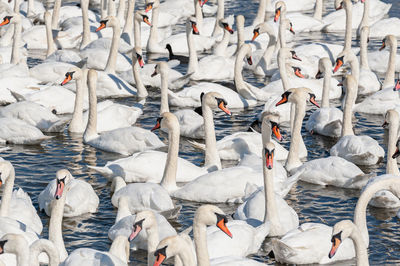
left=344, top=0, right=353, bottom=52
left=45, top=14, right=56, bottom=57
left=386, top=118, right=400, bottom=175
left=115, top=197, right=131, bottom=222
left=194, top=0, right=203, bottom=31
left=69, top=72, right=85, bottom=133
left=100, top=0, right=107, bottom=19
left=342, top=81, right=356, bottom=136
left=116, top=0, right=126, bottom=24
left=213, top=29, right=230, bottom=56
left=278, top=51, right=290, bottom=91
left=313, top=0, right=323, bottom=20
left=321, top=70, right=332, bottom=108
left=80, top=0, right=91, bottom=49
left=146, top=226, right=159, bottom=257
left=287, top=100, right=305, bottom=169
left=263, top=163, right=280, bottom=235
left=193, top=221, right=210, bottom=266
left=349, top=53, right=360, bottom=83
left=0, top=166, right=15, bottom=217
left=261, top=29, right=277, bottom=69
left=109, top=235, right=129, bottom=263
left=83, top=71, right=98, bottom=142
left=108, top=0, right=116, bottom=16
left=383, top=39, right=397, bottom=89
left=11, top=20, right=21, bottom=65
left=49, top=187, right=68, bottom=261
left=105, top=22, right=121, bottom=74
left=122, top=0, right=135, bottom=42
left=112, top=176, right=127, bottom=193
left=187, top=29, right=199, bottom=74
left=253, top=0, right=266, bottom=26
left=51, top=0, right=61, bottom=29
left=160, top=121, right=179, bottom=192
left=160, top=71, right=170, bottom=114
left=134, top=18, right=142, bottom=48
left=147, top=3, right=159, bottom=51
left=360, top=0, right=370, bottom=30
left=359, top=29, right=369, bottom=70
left=351, top=228, right=370, bottom=266
left=235, top=16, right=245, bottom=55
left=278, top=20, right=287, bottom=48
left=203, top=104, right=221, bottom=170
left=30, top=239, right=60, bottom=266
left=132, top=55, right=147, bottom=97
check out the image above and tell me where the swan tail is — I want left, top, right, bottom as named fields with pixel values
left=45, top=118, right=70, bottom=133
left=187, top=140, right=206, bottom=150
left=271, top=238, right=297, bottom=260
left=9, top=90, right=26, bottom=102
left=323, top=119, right=342, bottom=138
left=160, top=205, right=182, bottom=219
left=278, top=168, right=305, bottom=198
left=170, top=73, right=192, bottom=90
left=87, top=165, right=114, bottom=178
left=75, top=57, right=88, bottom=68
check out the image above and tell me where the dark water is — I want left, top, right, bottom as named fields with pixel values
left=2, top=0, right=400, bottom=265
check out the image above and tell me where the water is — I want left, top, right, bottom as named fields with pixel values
left=2, top=0, right=400, bottom=265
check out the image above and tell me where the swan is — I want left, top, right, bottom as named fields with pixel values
left=38, top=168, right=99, bottom=217
left=272, top=175, right=400, bottom=264
left=0, top=161, right=42, bottom=235
left=0, top=117, right=52, bottom=144
left=0, top=14, right=27, bottom=65
left=83, top=69, right=164, bottom=155
left=233, top=124, right=299, bottom=237
left=108, top=201, right=177, bottom=253
left=305, top=57, right=343, bottom=137
left=328, top=220, right=369, bottom=266
left=153, top=204, right=266, bottom=265
left=61, top=67, right=143, bottom=133
left=354, top=35, right=400, bottom=114
left=330, top=75, right=385, bottom=165
left=0, top=233, right=59, bottom=266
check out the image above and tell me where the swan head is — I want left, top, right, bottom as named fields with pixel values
left=292, top=66, right=305, bottom=78
left=128, top=210, right=157, bottom=241
left=238, top=44, right=253, bottom=65
left=0, top=161, right=13, bottom=187
left=379, top=35, right=396, bottom=51
left=218, top=19, right=234, bottom=34
left=264, top=142, right=275, bottom=169
left=194, top=205, right=232, bottom=238
left=0, top=233, right=29, bottom=256
left=187, top=17, right=199, bottom=35
left=394, top=79, right=400, bottom=92
left=261, top=112, right=282, bottom=141
left=61, top=67, right=83, bottom=85
left=274, top=1, right=286, bottom=22
left=135, top=10, right=152, bottom=26
left=202, top=92, right=231, bottom=116
left=383, top=109, right=399, bottom=129
left=151, top=112, right=179, bottom=133
left=329, top=220, right=358, bottom=259
left=54, top=169, right=73, bottom=200
left=0, top=13, right=21, bottom=27
left=154, top=235, right=190, bottom=266
left=199, top=0, right=209, bottom=7
left=151, top=61, right=169, bottom=77
left=95, top=16, right=120, bottom=32
left=316, top=57, right=332, bottom=79
left=132, top=47, right=145, bottom=68
left=276, top=88, right=319, bottom=108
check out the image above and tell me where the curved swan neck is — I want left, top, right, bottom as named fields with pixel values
left=115, top=197, right=131, bottom=222
left=313, top=0, right=323, bottom=20
left=187, top=24, right=199, bottom=74
left=147, top=0, right=160, bottom=51
left=30, top=239, right=60, bottom=266
left=383, top=37, right=397, bottom=89
left=159, top=70, right=170, bottom=114
left=0, top=164, right=15, bottom=217
left=160, top=120, right=180, bottom=192
left=105, top=20, right=121, bottom=74
left=213, top=27, right=230, bottom=56
left=122, top=0, right=136, bottom=43
left=341, top=76, right=357, bottom=136
left=80, top=0, right=91, bottom=49
left=343, top=0, right=353, bottom=52
left=193, top=220, right=210, bottom=266
left=132, top=53, right=147, bottom=98
left=256, top=24, right=276, bottom=75
left=253, top=0, right=266, bottom=26
left=354, top=178, right=400, bottom=247
left=386, top=114, right=400, bottom=175
left=203, top=103, right=221, bottom=170
left=11, top=18, right=22, bottom=64
left=45, top=12, right=56, bottom=57
left=51, top=0, right=61, bottom=29
left=351, top=227, right=370, bottom=266
left=109, top=235, right=129, bottom=263
left=69, top=70, right=86, bottom=133
left=359, top=27, right=369, bottom=70
left=235, top=15, right=245, bottom=55
left=83, top=70, right=99, bottom=142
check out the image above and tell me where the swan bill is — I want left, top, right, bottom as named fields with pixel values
left=145, top=3, right=153, bottom=13
left=199, top=0, right=208, bottom=7
left=129, top=218, right=145, bottom=241
left=335, top=2, right=343, bottom=10
left=154, top=246, right=167, bottom=266
left=289, top=22, right=295, bottom=34
left=223, top=23, right=234, bottom=34
left=0, top=240, right=7, bottom=254
left=309, top=94, right=320, bottom=108
left=96, top=20, right=108, bottom=32
left=54, top=177, right=66, bottom=200
left=392, top=146, right=400, bottom=159
left=61, top=71, right=74, bottom=86
left=329, top=231, right=342, bottom=258
left=143, top=15, right=152, bottom=26
left=271, top=122, right=282, bottom=141
left=293, top=67, right=304, bottom=78
left=216, top=213, right=233, bottom=238
left=151, top=66, right=158, bottom=77
left=315, top=70, right=323, bottom=79
left=191, top=22, right=200, bottom=35
left=274, top=7, right=281, bottom=22
left=333, top=56, right=344, bottom=73
left=264, top=148, right=274, bottom=169
left=136, top=53, right=145, bottom=68
left=247, top=56, right=253, bottom=65
left=217, top=99, right=231, bottom=116
left=379, top=38, right=386, bottom=51
left=276, top=91, right=291, bottom=106
left=290, top=51, right=301, bottom=61
left=151, top=117, right=163, bottom=131
left=0, top=16, right=12, bottom=26
left=394, top=80, right=400, bottom=91
left=252, top=29, right=259, bottom=41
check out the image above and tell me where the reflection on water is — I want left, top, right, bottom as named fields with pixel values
left=1, top=0, right=399, bottom=265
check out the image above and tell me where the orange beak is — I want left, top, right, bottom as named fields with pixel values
left=294, top=68, right=304, bottom=78
left=224, top=24, right=234, bottom=34
left=252, top=30, right=259, bottom=41
left=274, top=8, right=281, bottom=22
left=153, top=253, right=166, bottom=266
left=276, top=95, right=288, bottom=106
left=333, top=59, right=343, bottom=73
left=310, top=96, right=320, bottom=108
left=143, top=16, right=152, bottom=26
left=199, top=0, right=208, bottom=7
left=272, top=125, right=282, bottom=141
left=265, top=150, right=274, bottom=169
left=335, top=2, right=343, bottom=10
left=289, top=25, right=295, bottom=35
left=394, top=80, right=400, bottom=91
left=217, top=218, right=232, bottom=238
left=0, top=18, right=10, bottom=27
left=61, top=74, right=72, bottom=86
left=145, top=3, right=153, bottom=12
left=95, top=22, right=106, bottom=32
left=192, top=23, right=199, bottom=35
left=0, top=180, right=2, bottom=188
left=247, top=56, right=253, bottom=65
left=379, top=41, right=386, bottom=51
left=151, top=120, right=161, bottom=131
left=129, top=224, right=142, bottom=241
left=138, top=57, right=144, bottom=68
left=54, top=179, right=65, bottom=200
left=218, top=101, right=231, bottom=116
left=328, top=237, right=341, bottom=258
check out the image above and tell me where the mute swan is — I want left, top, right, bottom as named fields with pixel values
left=305, top=57, right=343, bottom=137
left=61, top=67, right=143, bottom=133
left=83, top=69, right=164, bottom=155
left=330, top=75, right=384, bottom=165
left=0, top=233, right=60, bottom=266
left=38, top=169, right=99, bottom=217
left=354, top=35, right=400, bottom=114
left=328, top=220, right=369, bottom=266
left=154, top=204, right=266, bottom=265
left=272, top=175, right=400, bottom=264
left=0, top=14, right=27, bottom=65
left=0, top=117, right=52, bottom=144
left=233, top=126, right=299, bottom=236
left=0, top=161, right=42, bottom=234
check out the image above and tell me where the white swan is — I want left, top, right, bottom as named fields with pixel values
left=0, top=161, right=42, bottom=234
left=328, top=220, right=369, bottom=266
left=0, top=117, right=52, bottom=144
left=330, top=75, right=385, bottom=165
left=272, top=175, right=400, bottom=264
left=0, top=13, right=27, bottom=65
left=305, top=57, right=343, bottom=137
left=83, top=69, right=164, bottom=155
left=38, top=169, right=99, bottom=217
left=61, top=67, right=143, bottom=133
left=0, top=233, right=60, bottom=266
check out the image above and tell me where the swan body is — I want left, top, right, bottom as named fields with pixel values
left=370, top=18, right=400, bottom=38
left=61, top=247, right=127, bottom=266
left=0, top=117, right=51, bottom=144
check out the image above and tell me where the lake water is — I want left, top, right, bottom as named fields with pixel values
left=2, top=0, right=400, bottom=265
